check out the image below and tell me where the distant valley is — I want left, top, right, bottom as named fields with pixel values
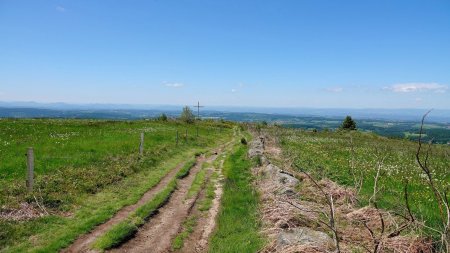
left=0, top=104, right=449, bottom=144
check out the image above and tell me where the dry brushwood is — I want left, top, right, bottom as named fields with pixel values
left=261, top=125, right=435, bottom=253
left=415, top=110, right=450, bottom=252
left=293, top=165, right=341, bottom=253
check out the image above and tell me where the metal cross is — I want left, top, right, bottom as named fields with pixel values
left=193, top=101, right=204, bottom=120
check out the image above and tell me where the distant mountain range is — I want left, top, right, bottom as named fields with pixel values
left=0, top=101, right=449, bottom=123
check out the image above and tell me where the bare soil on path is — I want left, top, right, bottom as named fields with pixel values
left=178, top=159, right=225, bottom=253
left=63, top=160, right=192, bottom=253
left=63, top=131, right=237, bottom=253
left=109, top=153, right=220, bottom=253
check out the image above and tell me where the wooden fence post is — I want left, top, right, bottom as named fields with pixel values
left=26, top=147, right=34, bottom=192
left=139, top=132, right=144, bottom=155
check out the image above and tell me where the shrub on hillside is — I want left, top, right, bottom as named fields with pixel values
left=340, top=115, right=357, bottom=130
left=180, top=106, right=195, bottom=124
left=158, top=113, right=168, bottom=121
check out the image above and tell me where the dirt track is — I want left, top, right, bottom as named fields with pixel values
left=63, top=160, right=191, bottom=253
left=63, top=130, right=236, bottom=253
left=179, top=159, right=225, bottom=253
left=109, top=153, right=220, bottom=253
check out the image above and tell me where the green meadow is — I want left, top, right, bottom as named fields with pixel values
left=0, top=118, right=232, bottom=251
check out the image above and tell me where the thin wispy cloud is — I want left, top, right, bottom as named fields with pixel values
left=384, top=83, right=448, bottom=93
left=231, top=82, right=246, bottom=93
left=164, top=82, right=184, bottom=88
left=325, top=87, right=344, bottom=93
left=56, top=6, right=66, bottom=12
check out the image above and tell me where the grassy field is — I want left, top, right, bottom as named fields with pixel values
left=0, top=118, right=233, bottom=252
left=209, top=144, right=264, bottom=253
left=276, top=127, right=450, bottom=235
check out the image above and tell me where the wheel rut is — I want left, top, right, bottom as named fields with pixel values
left=108, top=152, right=221, bottom=253
left=176, top=158, right=225, bottom=253
left=64, top=132, right=237, bottom=253
left=63, top=159, right=194, bottom=253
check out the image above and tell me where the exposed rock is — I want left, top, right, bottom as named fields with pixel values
left=264, top=164, right=280, bottom=176
left=261, top=156, right=270, bottom=166
left=277, top=227, right=335, bottom=249
left=280, top=188, right=296, bottom=197
left=278, top=172, right=300, bottom=188
left=248, top=148, right=263, bottom=158
left=259, top=164, right=300, bottom=198
left=248, top=136, right=265, bottom=158
left=253, top=134, right=337, bottom=252
left=261, top=164, right=299, bottom=188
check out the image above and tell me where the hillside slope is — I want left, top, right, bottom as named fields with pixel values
left=249, top=126, right=449, bottom=252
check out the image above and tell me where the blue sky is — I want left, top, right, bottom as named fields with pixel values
left=0, top=0, right=449, bottom=109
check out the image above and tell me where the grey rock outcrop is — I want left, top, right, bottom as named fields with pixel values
left=248, top=136, right=265, bottom=158
left=277, top=227, right=335, bottom=249
left=262, top=164, right=299, bottom=188
left=251, top=135, right=336, bottom=251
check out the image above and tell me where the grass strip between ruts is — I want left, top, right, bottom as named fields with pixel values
left=176, top=158, right=197, bottom=179
left=171, top=216, right=197, bottom=250
left=92, top=158, right=197, bottom=250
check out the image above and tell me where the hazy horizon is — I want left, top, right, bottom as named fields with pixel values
left=2, top=100, right=450, bottom=111
left=1, top=100, right=450, bottom=123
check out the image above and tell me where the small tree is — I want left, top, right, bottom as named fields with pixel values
left=158, top=113, right=168, bottom=121
left=180, top=106, right=195, bottom=124
left=340, top=116, right=357, bottom=130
